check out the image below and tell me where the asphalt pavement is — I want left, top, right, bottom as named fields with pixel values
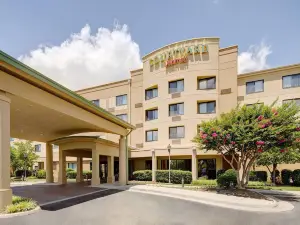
left=1, top=190, right=300, bottom=225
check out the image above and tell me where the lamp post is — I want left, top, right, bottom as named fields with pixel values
left=24, top=153, right=28, bottom=181
left=167, top=144, right=171, bottom=184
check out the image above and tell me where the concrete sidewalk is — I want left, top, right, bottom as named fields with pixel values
left=96, top=184, right=294, bottom=213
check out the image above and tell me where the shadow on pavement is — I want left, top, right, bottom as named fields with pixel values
left=40, top=189, right=124, bottom=211
left=260, top=191, right=300, bottom=202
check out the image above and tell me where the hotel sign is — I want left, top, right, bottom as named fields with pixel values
left=149, top=44, right=208, bottom=67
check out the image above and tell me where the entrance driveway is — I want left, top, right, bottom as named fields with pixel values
left=12, top=182, right=105, bottom=205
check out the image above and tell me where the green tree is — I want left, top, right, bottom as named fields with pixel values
left=256, top=148, right=300, bottom=184
left=193, top=101, right=300, bottom=189
left=13, top=141, right=39, bottom=177
left=10, top=146, right=20, bottom=175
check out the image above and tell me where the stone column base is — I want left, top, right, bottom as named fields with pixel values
left=76, top=175, right=84, bottom=183
left=107, top=176, right=115, bottom=184
left=91, top=177, right=100, bottom=186
left=0, top=189, right=12, bottom=210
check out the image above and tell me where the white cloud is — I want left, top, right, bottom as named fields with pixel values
left=19, top=23, right=142, bottom=90
left=238, top=42, right=272, bottom=74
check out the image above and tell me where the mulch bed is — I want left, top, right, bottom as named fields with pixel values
left=205, top=188, right=269, bottom=200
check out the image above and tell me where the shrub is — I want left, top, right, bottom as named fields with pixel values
left=293, top=169, right=300, bottom=179
left=254, top=171, right=268, bottom=182
left=83, top=171, right=92, bottom=179
left=132, top=170, right=192, bottom=184
left=247, top=181, right=265, bottom=187
left=198, top=175, right=208, bottom=180
left=281, top=169, right=293, bottom=185
left=249, top=171, right=258, bottom=181
left=191, top=179, right=217, bottom=187
left=66, top=168, right=74, bottom=173
left=133, top=170, right=152, bottom=181
left=5, top=196, right=37, bottom=214
left=14, top=170, right=32, bottom=177
left=36, top=170, right=46, bottom=179
left=67, top=171, right=77, bottom=179
left=216, top=169, right=225, bottom=178
left=293, top=174, right=300, bottom=186
left=156, top=170, right=192, bottom=184
left=217, top=169, right=237, bottom=188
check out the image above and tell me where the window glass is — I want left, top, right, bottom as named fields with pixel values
left=145, top=88, right=158, bottom=100
left=146, top=130, right=158, bottom=142
left=283, top=99, right=300, bottom=107
left=246, top=80, right=264, bottom=94
left=283, top=74, right=300, bottom=88
left=199, top=101, right=216, bottom=114
left=169, top=103, right=184, bottom=116
left=91, top=99, right=100, bottom=106
left=198, top=77, right=216, bottom=89
left=146, top=109, right=158, bottom=121
left=116, top=114, right=128, bottom=121
left=169, top=80, right=184, bottom=93
left=169, top=126, right=185, bottom=139
left=35, top=144, right=41, bottom=152
left=116, top=95, right=127, bottom=106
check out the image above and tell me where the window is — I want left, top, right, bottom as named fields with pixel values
left=146, top=130, right=158, bottom=142
left=10, top=138, right=14, bottom=142
left=283, top=74, right=300, bottom=88
left=283, top=98, right=300, bottom=107
left=169, top=80, right=184, bottom=94
left=169, top=103, right=184, bottom=116
left=35, top=144, right=41, bottom=152
left=91, top=99, right=100, bottom=107
left=198, top=77, right=216, bottom=90
left=67, top=163, right=77, bottom=170
left=246, top=103, right=263, bottom=108
left=169, top=126, right=185, bottom=139
left=145, top=88, right=158, bottom=100
left=116, top=114, right=128, bottom=121
left=198, top=101, right=216, bottom=114
left=116, top=94, right=127, bottom=106
left=146, top=109, right=158, bottom=121
left=246, top=80, right=264, bottom=94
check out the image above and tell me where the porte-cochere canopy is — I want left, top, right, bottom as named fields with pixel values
left=0, top=50, right=134, bottom=209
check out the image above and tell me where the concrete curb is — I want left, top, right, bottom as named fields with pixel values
left=39, top=188, right=109, bottom=207
left=127, top=186, right=294, bottom=213
left=0, top=206, right=40, bottom=218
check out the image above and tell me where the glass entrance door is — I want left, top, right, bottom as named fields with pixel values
left=198, top=159, right=216, bottom=179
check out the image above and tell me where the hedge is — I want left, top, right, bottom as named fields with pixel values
left=294, top=174, right=300, bottom=186
left=83, top=171, right=92, bottom=179
left=36, top=170, right=46, bottom=179
left=14, top=170, right=32, bottom=177
left=281, top=169, right=293, bottom=185
left=132, top=170, right=192, bottom=184
left=67, top=171, right=77, bottom=179
left=254, top=171, right=268, bottom=182
left=293, top=169, right=300, bottom=179
left=216, top=169, right=225, bottom=178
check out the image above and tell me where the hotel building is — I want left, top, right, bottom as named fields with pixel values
left=14, top=37, right=300, bottom=181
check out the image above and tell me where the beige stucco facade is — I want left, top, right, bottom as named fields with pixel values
left=5, top=37, right=300, bottom=208
left=75, top=37, right=300, bottom=180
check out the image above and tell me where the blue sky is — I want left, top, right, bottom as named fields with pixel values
left=1, top=0, right=299, bottom=89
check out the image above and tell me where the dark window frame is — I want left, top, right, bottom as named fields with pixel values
left=145, top=130, right=158, bottom=142
left=198, top=77, right=216, bottom=90
left=169, top=126, right=185, bottom=139
left=145, top=88, right=158, bottom=100
left=145, top=108, right=158, bottom=121
left=246, top=80, right=264, bottom=94
left=168, top=79, right=184, bottom=94
left=198, top=101, right=216, bottom=114
left=282, top=74, right=300, bottom=89
left=169, top=102, right=184, bottom=116
left=116, top=94, right=127, bottom=106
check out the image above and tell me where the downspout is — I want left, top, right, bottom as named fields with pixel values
left=125, top=128, right=134, bottom=184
